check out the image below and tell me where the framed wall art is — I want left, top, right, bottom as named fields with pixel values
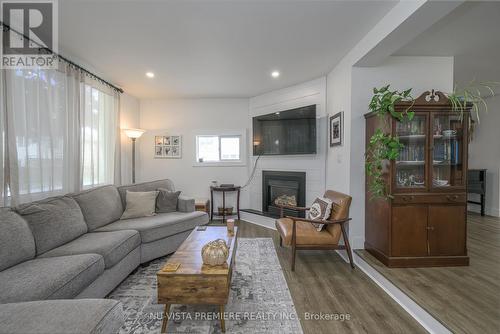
left=330, top=112, right=343, bottom=147
left=154, top=135, right=182, bottom=158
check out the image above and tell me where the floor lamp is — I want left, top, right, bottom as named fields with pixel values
left=124, top=128, right=145, bottom=183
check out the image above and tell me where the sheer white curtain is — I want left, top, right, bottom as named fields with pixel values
left=0, top=69, right=6, bottom=205
left=81, top=78, right=121, bottom=188
left=0, top=65, right=121, bottom=206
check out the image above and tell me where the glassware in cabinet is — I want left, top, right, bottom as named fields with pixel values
left=394, top=115, right=427, bottom=189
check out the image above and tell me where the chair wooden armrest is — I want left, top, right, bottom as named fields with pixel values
left=276, top=205, right=310, bottom=211
left=285, top=216, right=352, bottom=225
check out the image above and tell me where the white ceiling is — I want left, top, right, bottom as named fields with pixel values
left=58, top=0, right=396, bottom=99
left=395, top=1, right=500, bottom=93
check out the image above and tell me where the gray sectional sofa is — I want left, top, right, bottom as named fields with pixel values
left=0, top=179, right=209, bottom=334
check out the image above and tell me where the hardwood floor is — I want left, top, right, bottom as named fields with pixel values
left=356, top=213, right=500, bottom=334
left=210, top=221, right=426, bottom=334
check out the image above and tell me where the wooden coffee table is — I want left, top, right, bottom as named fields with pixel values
left=157, top=226, right=238, bottom=333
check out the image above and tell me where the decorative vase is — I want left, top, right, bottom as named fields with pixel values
left=201, top=239, right=229, bottom=266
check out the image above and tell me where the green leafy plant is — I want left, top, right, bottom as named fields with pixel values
left=365, top=129, right=403, bottom=199
left=369, top=85, right=415, bottom=121
left=366, top=85, right=414, bottom=200
left=445, top=81, right=499, bottom=122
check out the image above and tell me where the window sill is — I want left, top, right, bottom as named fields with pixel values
left=192, top=161, right=246, bottom=167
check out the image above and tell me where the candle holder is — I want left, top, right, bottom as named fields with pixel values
left=227, top=219, right=235, bottom=236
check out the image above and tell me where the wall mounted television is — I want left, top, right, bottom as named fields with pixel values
left=253, top=105, right=316, bottom=156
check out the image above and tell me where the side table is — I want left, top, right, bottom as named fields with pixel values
left=210, top=186, right=241, bottom=223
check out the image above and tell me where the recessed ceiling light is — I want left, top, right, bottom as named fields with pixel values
left=145, top=72, right=155, bottom=78
left=271, top=71, right=280, bottom=78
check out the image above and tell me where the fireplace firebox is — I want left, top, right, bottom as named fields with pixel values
left=262, top=171, right=306, bottom=218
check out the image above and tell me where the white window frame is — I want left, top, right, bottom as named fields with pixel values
left=194, top=130, right=247, bottom=167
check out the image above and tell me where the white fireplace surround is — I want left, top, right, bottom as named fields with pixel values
left=245, top=78, right=328, bottom=214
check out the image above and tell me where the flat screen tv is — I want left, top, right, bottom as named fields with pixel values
left=253, top=105, right=316, bottom=156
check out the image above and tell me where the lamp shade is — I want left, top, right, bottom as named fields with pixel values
left=124, top=128, right=146, bottom=139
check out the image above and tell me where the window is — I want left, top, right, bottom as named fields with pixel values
left=195, top=133, right=244, bottom=166
left=82, top=84, right=117, bottom=187
left=220, top=137, right=240, bottom=160
left=1, top=67, right=119, bottom=205
left=197, top=136, right=220, bottom=162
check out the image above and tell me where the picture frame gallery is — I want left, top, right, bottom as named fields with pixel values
left=154, top=135, right=182, bottom=158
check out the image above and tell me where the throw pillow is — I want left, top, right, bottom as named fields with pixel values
left=121, top=190, right=159, bottom=220
left=308, top=197, right=333, bottom=231
left=156, top=188, right=181, bottom=213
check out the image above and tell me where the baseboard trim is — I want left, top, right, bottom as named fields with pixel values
left=240, top=211, right=277, bottom=230
left=351, top=236, right=364, bottom=249
left=467, top=205, right=500, bottom=217
left=353, top=252, right=452, bottom=334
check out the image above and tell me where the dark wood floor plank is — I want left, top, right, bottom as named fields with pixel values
left=210, top=220, right=426, bottom=334
left=356, top=213, right=500, bottom=334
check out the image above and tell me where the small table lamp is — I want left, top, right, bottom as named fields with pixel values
left=124, top=128, right=145, bottom=183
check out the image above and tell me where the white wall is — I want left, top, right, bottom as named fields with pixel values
left=247, top=77, right=328, bottom=211
left=137, top=98, right=249, bottom=208
left=326, top=65, right=352, bottom=194
left=120, top=93, right=140, bottom=185
left=468, top=95, right=500, bottom=217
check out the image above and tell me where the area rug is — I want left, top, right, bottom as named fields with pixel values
left=108, top=238, right=303, bottom=334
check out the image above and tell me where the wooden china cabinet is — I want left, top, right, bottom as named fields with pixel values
left=365, top=90, right=470, bottom=267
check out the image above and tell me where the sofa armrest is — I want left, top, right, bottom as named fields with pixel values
left=177, top=195, right=195, bottom=212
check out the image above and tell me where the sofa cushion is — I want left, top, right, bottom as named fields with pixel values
left=96, top=211, right=208, bottom=243
left=156, top=189, right=181, bottom=213
left=121, top=190, right=159, bottom=220
left=275, top=217, right=341, bottom=246
left=117, top=179, right=174, bottom=208
left=15, top=196, right=88, bottom=255
left=71, top=185, right=124, bottom=231
left=0, top=299, right=124, bottom=334
left=39, top=230, right=140, bottom=269
left=0, top=208, right=36, bottom=271
left=0, top=254, right=104, bottom=303
left=177, top=195, right=195, bottom=212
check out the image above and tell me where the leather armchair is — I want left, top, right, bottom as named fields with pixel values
left=275, top=190, right=354, bottom=271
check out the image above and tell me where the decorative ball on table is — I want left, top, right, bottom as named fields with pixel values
left=201, top=239, right=229, bottom=266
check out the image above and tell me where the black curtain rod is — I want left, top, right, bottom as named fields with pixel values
left=0, top=21, right=124, bottom=94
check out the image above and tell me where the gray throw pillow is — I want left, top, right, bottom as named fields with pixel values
left=156, top=188, right=181, bottom=213
left=121, top=190, right=159, bottom=220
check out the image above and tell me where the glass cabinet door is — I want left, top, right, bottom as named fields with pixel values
left=395, top=115, right=427, bottom=190
left=431, top=114, right=465, bottom=188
